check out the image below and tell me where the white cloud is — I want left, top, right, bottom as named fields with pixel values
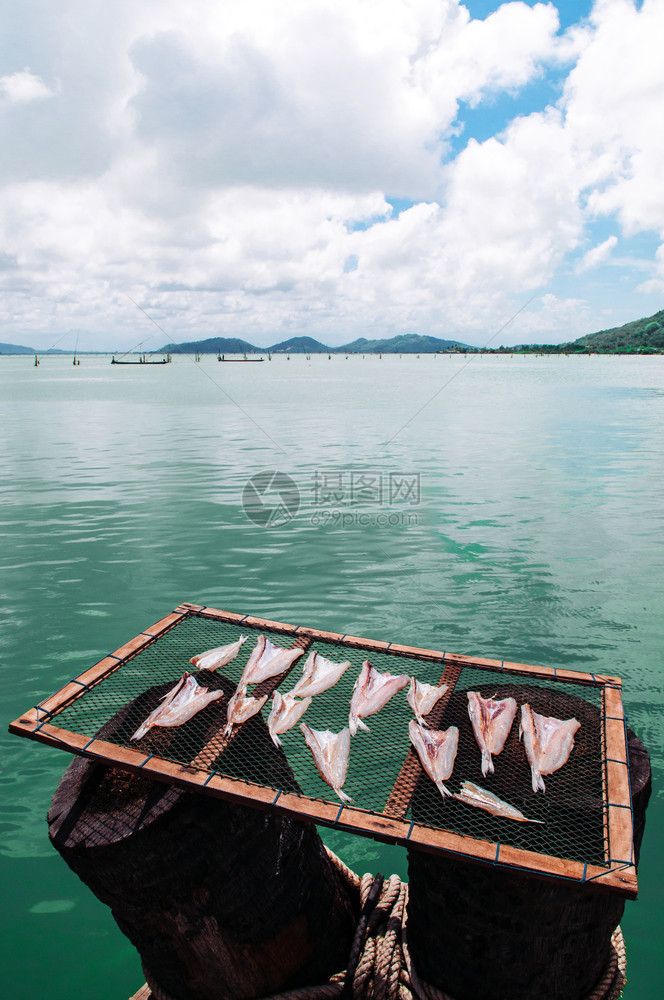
left=576, top=234, right=618, bottom=272
left=508, top=293, right=595, bottom=341
left=123, top=1, right=562, bottom=198
left=417, top=1, right=562, bottom=109
left=438, top=109, right=583, bottom=286
left=0, top=69, right=54, bottom=104
left=0, top=1, right=662, bottom=348
left=562, top=0, right=664, bottom=235
left=637, top=243, right=664, bottom=295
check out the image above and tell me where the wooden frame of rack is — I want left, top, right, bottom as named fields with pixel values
left=9, top=602, right=637, bottom=899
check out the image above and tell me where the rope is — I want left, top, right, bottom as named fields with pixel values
left=343, top=873, right=385, bottom=999
left=584, top=926, right=626, bottom=1000
left=134, top=849, right=626, bottom=1000
left=262, top=849, right=627, bottom=1000
left=324, top=845, right=361, bottom=894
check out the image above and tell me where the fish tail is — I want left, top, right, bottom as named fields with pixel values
left=481, top=751, right=494, bottom=776
left=130, top=725, right=148, bottom=741
left=532, top=769, right=546, bottom=793
left=270, top=732, right=282, bottom=748
left=224, top=722, right=234, bottom=738
left=336, top=788, right=353, bottom=803
left=357, top=719, right=370, bottom=733
left=436, top=781, right=452, bottom=799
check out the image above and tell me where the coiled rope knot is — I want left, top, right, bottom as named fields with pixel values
left=346, top=871, right=409, bottom=1000
left=265, top=849, right=627, bottom=1000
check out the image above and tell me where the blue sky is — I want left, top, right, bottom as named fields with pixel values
left=0, top=0, right=662, bottom=348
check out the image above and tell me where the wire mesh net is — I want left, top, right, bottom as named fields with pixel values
left=406, top=669, right=605, bottom=866
left=41, top=613, right=610, bottom=869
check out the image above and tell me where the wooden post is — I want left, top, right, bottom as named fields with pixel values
left=48, top=675, right=358, bottom=1000
left=406, top=725, right=651, bottom=1000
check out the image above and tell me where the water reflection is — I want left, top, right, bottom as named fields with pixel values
left=1, top=353, right=663, bottom=999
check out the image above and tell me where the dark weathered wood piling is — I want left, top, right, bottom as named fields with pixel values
left=48, top=680, right=358, bottom=1000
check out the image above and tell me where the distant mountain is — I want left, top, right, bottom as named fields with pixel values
left=157, top=337, right=261, bottom=354
left=268, top=336, right=329, bottom=352
left=339, top=337, right=373, bottom=352
left=339, top=334, right=469, bottom=353
left=0, top=342, right=35, bottom=354
left=158, top=332, right=471, bottom=354
left=0, top=343, right=107, bottom=355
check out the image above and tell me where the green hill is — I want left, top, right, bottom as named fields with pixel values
left=157, top=337, right=261, bottom=354
left=339, top=334, right=468, bottom=353
left=570, top=309, right=664, bottom=352
left=268, top=336, right=329, bottom=352
left=0, top=342, right=36, bottom=354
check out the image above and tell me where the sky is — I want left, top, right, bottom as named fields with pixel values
left=1, top=0, right=663, bottom=350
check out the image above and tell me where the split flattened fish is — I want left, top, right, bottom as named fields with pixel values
left=131, top=673, right=224, bottom=741
left=189, top=635, right=248, bottom=671
left=238, top=635, right=304, bottom=688
left=408, top=720, right=459, bottom=799
left=519, top=703, right=581, bottom=793
left=349, top=660, right=409, bottom=736
left=467, top=691, right=518, bottom=776
left=407, top=677, right=449, bottom=726
left=267, top=691, right=312, bottom=746
left=224, top=689, right=268, bottom=736
left=290, top=650, right=351, bottom=699
left=300, top=723, right=352, bottom=803
left=453, top=781, right=543, bottom=823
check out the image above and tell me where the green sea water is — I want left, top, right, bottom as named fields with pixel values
left=1, top=352, right=662, bottom=999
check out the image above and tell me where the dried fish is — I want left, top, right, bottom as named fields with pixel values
left=407, top=677, right=449, bottom=726
left=224, top=689, right=268, bottom=736
left=453, top=781, right=544, bottom=823
left=467, top=691, right=518, bottom=776
left=189, top=635, right=248, bottom=671
left=290, top=650, right=351, bottom=699
left=131, top=673, right=224, bottom=741
left=409, top=720, right=459, bottom=799
left=267, top=691, right=312, bottom=746
left=239, top=635, right=304, bottom=688
left=301, top=724, right=352, bottom=803
left=349, top=660, right=409, bottom=736
left=520, top=704, right=581, bottom=793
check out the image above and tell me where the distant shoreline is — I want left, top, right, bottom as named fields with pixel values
left=3, top=306, right=663, bottom=357
left=2, top=348, right=663, bottom=358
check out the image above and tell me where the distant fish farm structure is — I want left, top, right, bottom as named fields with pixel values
left=111, top=354, right=171, bottom=365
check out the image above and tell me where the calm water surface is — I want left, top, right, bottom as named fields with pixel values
left=1, top=353, right=662, bottom=999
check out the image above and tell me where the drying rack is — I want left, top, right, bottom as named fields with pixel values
left=9, top=602, right=636, bottom=898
